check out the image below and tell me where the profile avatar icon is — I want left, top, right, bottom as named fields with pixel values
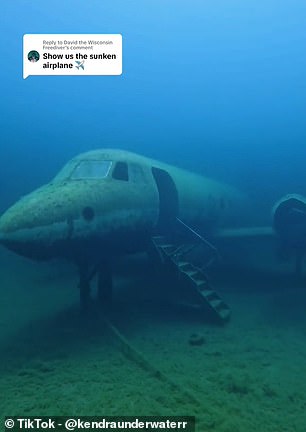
left=28, top=50, right=40, bottom=63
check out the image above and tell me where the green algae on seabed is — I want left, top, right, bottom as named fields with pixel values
left=0, top=251, right=306, bottom=431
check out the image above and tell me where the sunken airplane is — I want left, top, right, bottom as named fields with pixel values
left=0, top=149, right=305, bottom=321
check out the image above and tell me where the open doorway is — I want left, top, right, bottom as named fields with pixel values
left=152, top=167, right=179, bottom=232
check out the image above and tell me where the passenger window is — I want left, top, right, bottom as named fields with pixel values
left=112, top=162, right=129, bottom=181
left=71, top=160, right=112, bottom=180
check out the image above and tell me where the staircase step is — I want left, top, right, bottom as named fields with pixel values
left=151, top=236, right=166, bottom=246
left=191, top=270, right=203, bottom=279
left=209, top=299, right=224, bottom=310
left=184, top=270, right=199, bottom=277
left=162, top=246, right=177, bottom=255
left=151, top=235, right=230, bottom=322
left=176, top=260, right=189, bottom=266
left=192, top=276, right=206, bottom=285
left=195, top=279, right=209, bottom=288
left=177, top=261, right=191, bottom=268
left=218, top=307, right=231, bottom=321
left=201, top=289, right=216, bottom=299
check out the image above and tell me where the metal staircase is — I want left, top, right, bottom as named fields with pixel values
left=151, top=226, right=231, bottom=322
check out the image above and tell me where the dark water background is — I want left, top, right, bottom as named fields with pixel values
left=1, top=0, right=306, bottom=218
left=1, top=4, right=306, bottom=429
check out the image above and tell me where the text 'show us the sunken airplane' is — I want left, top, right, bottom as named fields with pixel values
left=23, top=34, right=122, bottom=79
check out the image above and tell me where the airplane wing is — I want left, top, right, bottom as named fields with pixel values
left=215, top=193, right=306, bottom=245
left=214, top=226, right=275, bottom=239
left=211, top=194, right=306, bottom=275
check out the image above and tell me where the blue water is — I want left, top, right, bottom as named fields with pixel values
left=1, top=3, right=306, bottom=429
left=1, top=0, right=306, bottom=214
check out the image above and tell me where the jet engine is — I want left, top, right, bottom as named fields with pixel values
left=273, top=194, right=306, bottom=252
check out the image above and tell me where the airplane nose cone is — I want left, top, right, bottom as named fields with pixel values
left=0, top=184, right=78, bottom=259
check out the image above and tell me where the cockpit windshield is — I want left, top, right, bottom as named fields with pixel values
left=70, top=160, right=112, bottom=180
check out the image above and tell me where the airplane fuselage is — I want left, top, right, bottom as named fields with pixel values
left=0, top=149, right=250, bottom=262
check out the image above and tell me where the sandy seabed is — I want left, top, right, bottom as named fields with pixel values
left=0, top=249, right=306, bottom=432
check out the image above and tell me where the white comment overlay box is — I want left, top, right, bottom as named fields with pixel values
left=23, top=34, right=122, bottom=79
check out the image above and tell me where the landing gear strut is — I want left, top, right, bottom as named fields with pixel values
left=97, top=260, right=113, bottom=304
left=78, top=261, right=91, bottom=310
left=76, top=259, right=112, bottom=311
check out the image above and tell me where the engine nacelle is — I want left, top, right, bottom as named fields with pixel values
left=273, top=194, right=306, bottom=251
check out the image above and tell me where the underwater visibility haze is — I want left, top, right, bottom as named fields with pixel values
left=0, top=1, right=306, bottom=431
